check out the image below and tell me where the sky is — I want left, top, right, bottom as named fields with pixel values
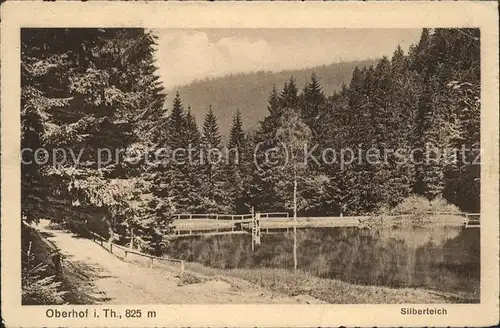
left=154, top=28, right=423, bottom=89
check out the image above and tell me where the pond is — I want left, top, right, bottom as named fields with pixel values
left=164, top=226, right=479, bottom=296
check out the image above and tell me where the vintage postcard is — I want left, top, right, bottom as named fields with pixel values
left=1, top=1, right=499, bottom=327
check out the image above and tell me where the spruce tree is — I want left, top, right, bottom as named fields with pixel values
left=267, top=85, right=281, bottom=117
left=301, top=72, right=326, bottom=131
left=280, top=76, right=299, bottom=110
left=228, top=110, right=245, bottom=151
left=319, top=89, right=352, bottom=215
left=226, top=110, right=249, bottom=213
left=247, top=86, right=285, bottom=212
left=199, top=107, right=228, bottom=212
left=182, top=108, right=204, bottom=213
left=21, top=28, right=170, bottom=248
left=153, top=93, right=188, bottom=212
left=166, top=92, right=186, bottom=149
left=185, top=107, right=201, bottom=147
left=202, top=106, right=223, bottom=149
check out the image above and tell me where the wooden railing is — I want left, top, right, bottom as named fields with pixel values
left=259, top=212, right=289, bottom=218
left=172, top=213, right=253, bottom=221
left=86, top=229, right=184, bottom=275
left=168, top=211, right=480, bottom=238
left=464, top=213, right=480, bottom=220
left=172, top=212, right=289, bottom=220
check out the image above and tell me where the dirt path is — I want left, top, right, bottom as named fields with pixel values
left=35, top=220, right=324, bottom=304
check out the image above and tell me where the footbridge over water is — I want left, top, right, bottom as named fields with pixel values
left=168, top=211, right=480, bottom=244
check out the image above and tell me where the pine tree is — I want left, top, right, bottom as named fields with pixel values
left=228, top=110, right=245, bottom=151
left=301, top=72, right=326, bottom=131
left=21, top=105, right=46, bottom=222
left=280, top=76, right=299, bottom=110
left=247, top=86, right=286, bottom=212
left=300, top=73, right=327, bottom=195
left=409, top=28, right=432, bottom=73
left=384, top=45, right=419, bottom=206
left=153, top=93, right=188, bottom=212
left=130, top=32, right=167, bottom=146
left=412, top=29, right=456, bottom=200
left=166, top=92, right=186, bottom=149
left=267, top=85, right=281, bottom=117
left=318, top=89, right=352, bottom=215
left=199, top=107, right=229, bottom=212
left=343, top=66, right=380, bottom=214
left=226, top=110, right=249, bottom=213
left=182, top=108, right=204, bottom=213
left=21, top=28, right=171, bottom=249
left=432, top=29, right=480, bottom=211
left=202, top=106, right=223, bottom=149
left=185, top=107, right=201, bottom=147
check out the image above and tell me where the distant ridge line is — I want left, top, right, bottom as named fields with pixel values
left=163, top=59, right=378, bottom=138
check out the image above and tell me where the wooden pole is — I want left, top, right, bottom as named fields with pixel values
left=255, top=213, right=261, bottom=245
left=130, top=227, right=134, bottom=250
left=251, top=215, right=255, bottom=252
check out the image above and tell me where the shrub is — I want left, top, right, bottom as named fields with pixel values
left=22, top=241, right=66, bottom=305
left=429, top=196, right=461, bottom=213
left=22, top=266, right=66, bottom=305
left=177, top=272, right=207, bottom=286
left=391, top=195, right=460, bottom=215
left=389, top=195, right=461, bottom=226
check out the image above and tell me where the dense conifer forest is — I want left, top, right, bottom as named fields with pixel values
left=22, top=28, right=480, bottom=256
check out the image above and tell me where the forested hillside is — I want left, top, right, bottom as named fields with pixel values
left=245, top=28, right=480, bottom=215
left=165, top=60, right=377, bottom=137
left=22, top=28, right=480, bottom=262
left=157, top=28, right=480, bottom=217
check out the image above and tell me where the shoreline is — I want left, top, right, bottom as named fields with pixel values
left=182, top=261, right=480, bottom=304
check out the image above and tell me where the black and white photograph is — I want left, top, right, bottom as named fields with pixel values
left=19, top=26, right=482, bottom=305
left=1, top=2, right=499, bottom=327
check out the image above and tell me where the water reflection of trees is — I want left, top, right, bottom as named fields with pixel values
left=165, top=227, right=479, bottom=294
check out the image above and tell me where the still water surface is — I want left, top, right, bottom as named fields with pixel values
left=165, top=226, right=479, bottom=295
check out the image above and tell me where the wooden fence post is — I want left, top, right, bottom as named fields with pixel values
left=180, top=260, right=184, bottom=276
left=110, top=243, right=113, bottom=254
left=149, top=257, right=154, bottom=268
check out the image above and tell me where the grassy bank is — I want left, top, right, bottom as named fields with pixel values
left=184, top=262, right=479, bottom=304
